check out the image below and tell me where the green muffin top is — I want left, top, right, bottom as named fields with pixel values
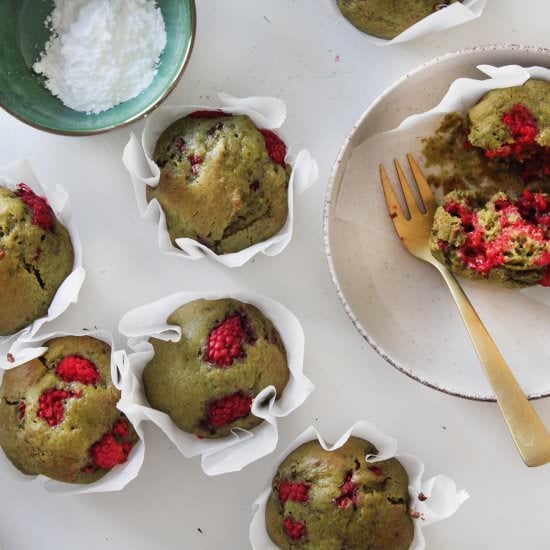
left=0, top=336, right=138, bottom=484
left=148, top=112, right=290, bottom=254
left=143, top=298, right=289, bottom=439
left=337, top=0, right=462, bottom=39
left=0, top=184, right=74, bottom=336
left=266, top=436, right=414, bottom=549
left=468, top=79, right=550, bottom=151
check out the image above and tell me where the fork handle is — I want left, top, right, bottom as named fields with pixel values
left=437, top=265, right=550, bottom=467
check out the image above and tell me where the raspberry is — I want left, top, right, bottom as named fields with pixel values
left=15, top=183, right=55, bottom=231
left=187, top=109, right=228, bottom=119
left=368, top=465, right=384, bottom=476
left=283, top=518, right=307, bottom=541
left=55, top=355, right=100, bottom=385
left=205, top=315, right=246, bottom=367
left=37, top=388, right=82, bottom=427
left=208, top=393, right=252, bottom=427
left=259, top=129, right=287, bottom=167
left=90, top=433, right=131, bottom=470
left=334, top=471, right=359, bottom=509
left=84, top=418, right=135, bottom=471
left=279, top=480, right=310, bottom=503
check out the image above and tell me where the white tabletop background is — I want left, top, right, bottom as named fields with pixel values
left=1, top=1, right=549, bottom=548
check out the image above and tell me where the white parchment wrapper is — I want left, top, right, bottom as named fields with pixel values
left=0, top=160, right=85, bottom=363
left=335, top=64, right=550, bottom=307
left=117, top=291, right=315, bottom=476
left=122, top=93, right=319, bottom=268
left=0, top=329, right=145, bottom=495
left=326, top=0, right=486, bottom=46
left=250, top=421, right=469, bottom=549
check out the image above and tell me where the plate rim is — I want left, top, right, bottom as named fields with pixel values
left=324, top=43, right=550, bottom=402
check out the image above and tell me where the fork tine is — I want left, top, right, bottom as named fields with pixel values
left=379, top=164, right=404, bottom=220
left=394, top=159, right=421, bottom=217
left=407, top=153, right=436, bottom=213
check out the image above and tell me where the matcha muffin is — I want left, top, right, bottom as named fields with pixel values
left=0, top=183, right=74, bottom=336
left=265, top=436, right=414, bottom=549
left=337, top=0, right=462, bottom=39
left=467, top=79, right=550, bottom=182
left=430, top=189, right=550, bottom=287
left=143, top=298, right=289, bottom=439
left=148, top=111, right=291, bottom=254
left=0, top=336, right=138, bottom=484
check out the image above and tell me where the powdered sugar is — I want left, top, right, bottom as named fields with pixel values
left=33, top=0, right=167, bottom=114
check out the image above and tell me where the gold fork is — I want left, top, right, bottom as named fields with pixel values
left=380, top=153, right=550, bottom=467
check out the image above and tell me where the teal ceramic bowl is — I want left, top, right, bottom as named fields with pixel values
left=0, top=0, right=195, bottom=135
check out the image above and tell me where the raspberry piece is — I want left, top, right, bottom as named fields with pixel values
left=55, top=355, right=100, bottom=385
left=283, top=518, right=307, bottom=541
left=516, top=189, right=550, bottom=224
left=485, top=145, right=512, bottom=159
left=188, top=152, right=203, bottom=176
left=279, top=480, right=310, bottom=503
left=502, top=104, right=538, bottom=145
left=15, top=183, right=55, bottom=231
left=90, top=433, right=131, bottom=470
left=208, top=393, right=252, bottom=427
left=334, top=471, right=359, bottom=509
left=17, top=401, right=26, bottom=421
left=112, top=418, right=130, bottom=438
left=174, top=136, right=186, bottom=155
left=484, top=104, right=548, bottom=181
left=206, top=315, right=246, bottom=367
left=259, top=129, right=287, bottom=167
left=368, top=465, right=384, bottom=476
left=37, top=388, right=82, bottom=427
left=444, top=200, right=475, bottom=232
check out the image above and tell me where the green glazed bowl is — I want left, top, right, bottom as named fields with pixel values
left=0, top=0, right=196, bottom=135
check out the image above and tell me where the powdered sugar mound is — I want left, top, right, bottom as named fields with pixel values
left=33, top=0, right=167, bottom=114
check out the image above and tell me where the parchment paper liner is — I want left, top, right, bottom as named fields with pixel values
left=117, top=290, right=314, bottom=476
left=250, top=420, right=469, bottom=549
left=0, top=329, right=145, bottom=495
left=122, top=93, right=319, bottom=268
left=325, top=0, right=486, bottom=46
left=335, top=64, right=550, bottom=310
left=0, top=160, right=85, bottom=365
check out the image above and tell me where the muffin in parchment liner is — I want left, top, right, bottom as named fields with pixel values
left=335, top=64, right=550, bottom=305
left=117, top=291, right=314, bottom=476
left=0, top=160, right=85, bottom=365
left=122, top=93, right=318, bottom=268
left=0, top=329, right=145, bottom=495
left=250, top=421, right=469, bottom=549
left=326, top=0, right=486, bottom=45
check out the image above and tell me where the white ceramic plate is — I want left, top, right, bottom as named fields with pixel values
left=325, top=45, right=550, bottom=401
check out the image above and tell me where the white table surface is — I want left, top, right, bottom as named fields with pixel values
left=1, top=1, right=550, bottom=548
